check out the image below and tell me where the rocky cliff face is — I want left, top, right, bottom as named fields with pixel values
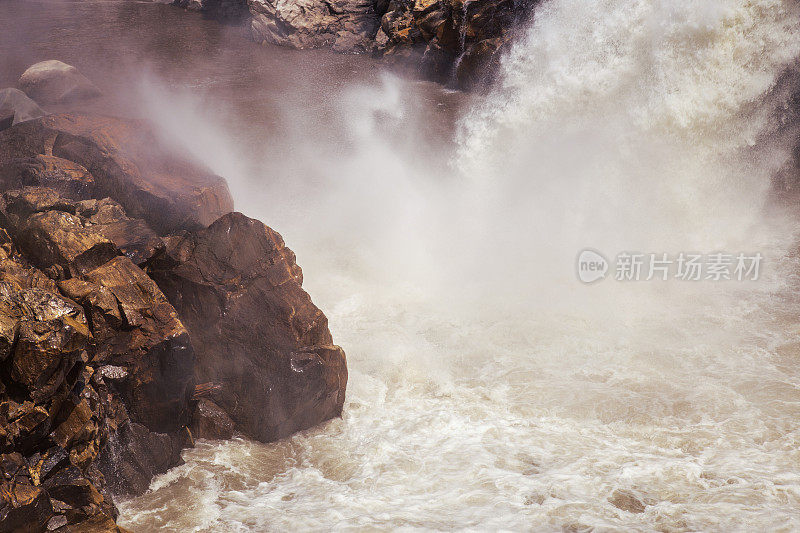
left=376, top=0, right=534, bottom=87
left=173, top=0, right=535, bottom=88
left=0, top=67, right=348, bottom=530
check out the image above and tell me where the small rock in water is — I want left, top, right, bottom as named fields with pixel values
left=191, top=398, right=235, bottom=441
left=609, top=489, right=647, bottom=513
left=18, top=60, right=101, bottom=104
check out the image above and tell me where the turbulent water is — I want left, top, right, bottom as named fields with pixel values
left=5, top=0, right=800, bottom=530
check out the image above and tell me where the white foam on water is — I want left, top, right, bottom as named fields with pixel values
left=119, top=0, right=800, bottom=530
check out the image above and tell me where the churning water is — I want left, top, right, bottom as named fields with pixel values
left=4, top=0, right=800, bottom=530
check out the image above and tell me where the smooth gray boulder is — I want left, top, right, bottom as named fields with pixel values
left=18, top=60, right=101, bottom=105
left=0, top=88, right=46, bottom=130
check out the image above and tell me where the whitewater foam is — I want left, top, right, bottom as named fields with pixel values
left=119, top=0, right=800, bottom=530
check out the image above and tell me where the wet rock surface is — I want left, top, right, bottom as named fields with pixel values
left=0, top=155, right=96, bottom=200
left=0, top=114, right=234, bottom=234
left=609, top=489, right=647, bottom=514
left=376, top=0, right=536, bottom=87
left=149, top=212, right=347, bottom=442
left=190, top=398, right=235, bottom=441
left=0, top=241, right=129, bottom=531
left=0, top=80, right=347, bottom=528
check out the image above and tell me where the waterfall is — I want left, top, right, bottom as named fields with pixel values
left=111, top=0, right=800, bottom=530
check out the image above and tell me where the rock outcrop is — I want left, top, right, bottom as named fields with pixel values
left=376, top=0, right=535, bottom=87
left=0, top=155, right=96, bottom=200
left=0, top=114, right=234, bottom=234
left=767, top=65, right=800, bottom=202
left=17, top=61, right=102, bottom=105
left=0, top=230, right=128, bottom=531
left=0, top=104, right=348, bottom=529
left=0, top=186, right=196, bottom=507
left=0, top=113, right=213, bottom=529
left=174, top=0, right=535, bottom=88
left=149, top=212, right=347, bottom=442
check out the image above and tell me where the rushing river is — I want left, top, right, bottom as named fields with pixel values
left=4, top=0, right=800, bottom=531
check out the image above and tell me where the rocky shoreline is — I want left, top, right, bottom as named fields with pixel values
left=0, top=62, right=346, bottom=532
left=174, top=0, right=537, bottom=89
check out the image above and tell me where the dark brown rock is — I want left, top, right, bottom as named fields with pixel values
left=0, top=235, right=59, bottom=295
left=191, top=398, right=235, bottom=441
left=1, top=187, right=77, bottom=218
left=57, top=279, right=122, bottom=351
left=27, top=447, right=69, bottom=486
left=0, top=453, right=25, bottom=480
left=12, top=209, right=119, bottom=278
left=377, top=0, right=534, bottom=88
left=0, top=110, right=13, bottom=133
left=1, top=401, right=52, bottom=455
left=95, top=421, right=183, bottom=496
left=0, top=155, right=95, bottom=200
left=79, top=199, right=163, bottom=266
left=454, top=36, right=505, bottom=89
left=150, top=212, right=347, bottom=442
left=0, top=225, right=157, bottom=530
left=3, top=285, right=89, bottom=403
left=0, top=479, right=53, bottom=533
left=83, top=256, right=194, bottom=433
left=43, top=466, right=104, bottom=510
left=0, top=114, right=233, bottom=234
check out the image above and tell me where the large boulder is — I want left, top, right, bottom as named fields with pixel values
left=150, top=212, right=347, bottom=442
left=4, top=285, right=89, bottom=404
left=0, top=88, right=46, bottom=131
left=17, top=60, right=101, bottom=105
left=0, top=114, right=234, bottom=234
left=248, top=0, right=380, bottom=52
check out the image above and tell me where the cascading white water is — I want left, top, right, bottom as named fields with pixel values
left=118, top=0, right=800, bottom=530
